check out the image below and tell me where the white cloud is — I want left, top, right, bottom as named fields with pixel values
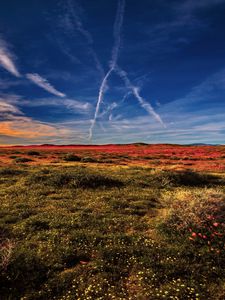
left=64, top=99, right=91, bottom=112
left=18, top=97, right=91, bottom=114
left=0, top=100, right=22, bottom=114
left=26, top=73, right=66, bottom=97
left=0, top=38, right=21, bottom=77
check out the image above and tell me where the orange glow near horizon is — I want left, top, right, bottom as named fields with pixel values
left=0, top=120, right=70, bottom=140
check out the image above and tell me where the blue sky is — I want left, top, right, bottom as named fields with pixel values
left=0, top=0, right=225, bottom=145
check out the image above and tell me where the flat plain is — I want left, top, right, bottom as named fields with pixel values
left=0, top=144, right=225, bottom=299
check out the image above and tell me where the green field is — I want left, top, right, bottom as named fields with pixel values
left=0, top=164, right=225, bottom=299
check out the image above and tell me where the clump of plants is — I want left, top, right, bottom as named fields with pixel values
left=0, top=239, right=15, bottom=271
left=160, top=190, right=225, bottom=253
left=63, top=153, right=81, bottom=162
left=81, top=156, right=98, bottom=163
left=26, top=167, right=124, bottom=189
left=14, top=157, right=33, bottom=163
left=27, top=151, right=40, bottom=156
left=144, top=170, right=222, bottom=188
left=0, top=167, right=25, bottom=176
left=9, top=155, right=18, bottom=159
left=168, top=171, right=221, bottom=187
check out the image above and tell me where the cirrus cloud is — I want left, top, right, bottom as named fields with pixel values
left=0, top=38, right=21, bottom=77
left=26, top=73, right=66, bottom=97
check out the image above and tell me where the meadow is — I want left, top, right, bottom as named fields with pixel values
left=0, top=144, right=225, bottom=299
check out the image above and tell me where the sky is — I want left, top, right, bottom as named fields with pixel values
left=1, top=0, right=225, bottom=145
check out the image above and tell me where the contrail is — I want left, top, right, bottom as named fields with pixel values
left=115, top=66, right=165, bottom=127
left=67, top=0, right=104, bottom=78
left=89, top=0, right=125, bottom=140
left=110, top=0, right=125, bottom=68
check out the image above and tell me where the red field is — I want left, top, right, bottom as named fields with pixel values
left=1, top=144, right=225, bottom=172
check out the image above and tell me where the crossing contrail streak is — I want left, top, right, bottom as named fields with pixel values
left=89, top=0, right=125, bottom=140
left=89, top=0, right=164, bottom=140
left=111, top=0, right=125, bottom=68
left=67, top=0, right=104, bottom=78
left=89, top=69, right=114, bottom=139
left=116, top=66, right=165, bottom=127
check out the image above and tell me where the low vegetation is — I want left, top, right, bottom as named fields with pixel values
left=0, top=145, right=225, bottom=299
left=27, top=151, right=41, bottom=156
left=14, top=157, right=33, bottom=163
left=63, top=154, right=81, bottom=162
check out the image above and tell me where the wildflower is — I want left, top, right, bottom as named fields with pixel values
left=80, top=261, right=89, bottom=265
left=213, top=222, right=219, bottom=227
left=191, top=232, right=197, bottom=237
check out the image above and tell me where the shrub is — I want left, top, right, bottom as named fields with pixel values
left=27, top=151, right=40, bottom=156
left=159, top=190, right=225, bottom=252
left=142, top=156, right=155, bottom=160
left=97, top=159, right=114, bottom=164
left=14, top=157, right=33, bottom=163
left=27, top=219, right=50, bottom=231
left=0, top=167, right=25, bottom=176
left=168, top=171, right=221, bottom=187
left=81, top=157, right=98, bottom=163
left=70, top=172, right=123, bottom=189
left=0, top=239, right=15, bottom=271
left=163, top=192, right=225, bottom=230
left=10, top=151, right=21, bottom=154
left=63, top=154, right=81, bottom=162
left=147, top=171, right=221, bottom=188
left=27, top=168, right=124, bottom=189
left=1, top=250, right=48, bottom=298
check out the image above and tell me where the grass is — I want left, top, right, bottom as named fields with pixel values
left=0, top=153, right=225, bottom=299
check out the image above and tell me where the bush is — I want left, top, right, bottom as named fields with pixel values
left=81, top=157, right=98, bottom=163
left=145, top=171, right=221, bottom=188
left=0, top=167, right=25, bottom=176
left=1, top=250, right=48, bottom=298
left=159, top=190, right=225, bottom=253
left=168, top=171, right=221, bottom=187
left=27, top=168, right=124, bottom=189
left=63, top=154, right=81, bottom=162
left=27, top=151, right=40, bottom=156
left=0, top=239, right=15, bottom=271
left=10, top=151, right=21, bottom=154
left=14, top=157, right=33, bottom=163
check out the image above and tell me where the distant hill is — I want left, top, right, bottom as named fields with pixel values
left=0, top=143, right=223, bottom=148
left=188, top=143, right=220, bottom=146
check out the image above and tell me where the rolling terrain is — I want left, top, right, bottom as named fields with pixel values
left=0, top=144, right=225, bottom=299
